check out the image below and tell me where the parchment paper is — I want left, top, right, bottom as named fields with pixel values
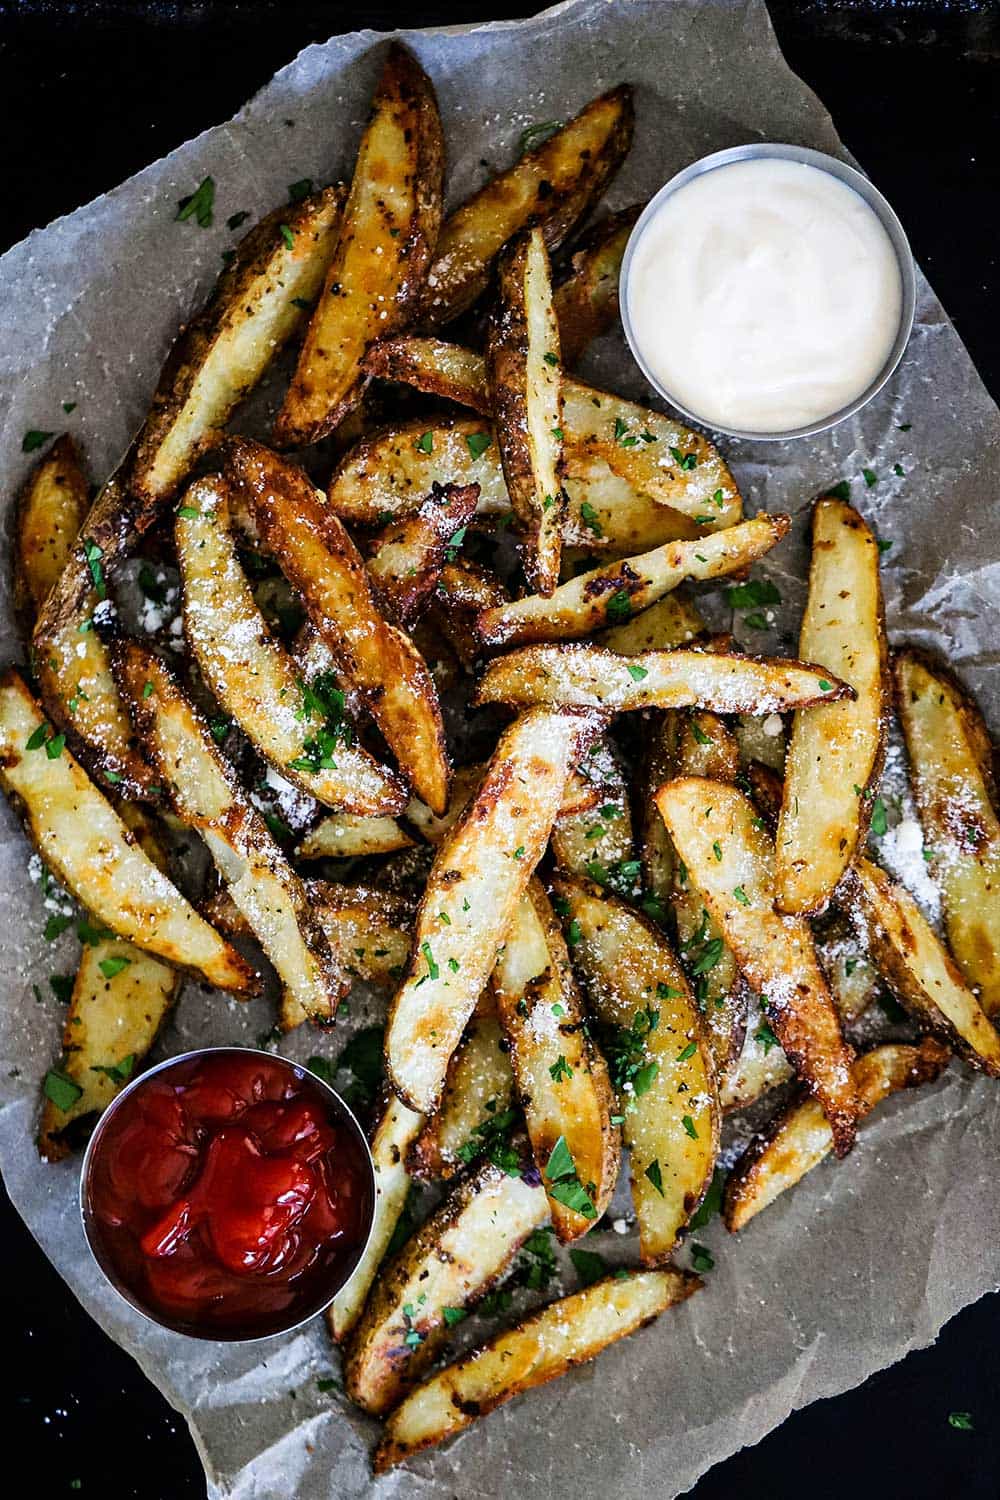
left=1, top=2, right=998, bottom=1496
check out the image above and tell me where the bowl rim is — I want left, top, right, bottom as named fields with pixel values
left=79, top=1044, right=377, bottom=1344
left=618, top=141, right=917, bottom=442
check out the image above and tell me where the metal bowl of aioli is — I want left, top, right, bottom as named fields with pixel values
left=619, top=143, right=916, bottom=442
left=80, top=1047, right=377, bottom=1342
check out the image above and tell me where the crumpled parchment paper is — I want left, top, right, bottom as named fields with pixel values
left=1, top=1, right=998, bottom=1496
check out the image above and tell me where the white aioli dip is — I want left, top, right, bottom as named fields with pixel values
left=625, top=157, right=903, bottom=434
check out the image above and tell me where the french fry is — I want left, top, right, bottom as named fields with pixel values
left=552, top=877, right=718, bottom=1262
left=225, top=438, right=450, bottom=814
left=486, top=228, right=566, bottom=594
left=720, top=995, right=793, bottom=1112
left=597, top=591, right=705, bottom=655
left=273, top=44, right=444, bottom=446
left=655, top=778, right=859, bottom=1153
left=723, top=1038, right=951, bottom=1231
left=775, top=498, right=889, bottom=914
left=417, top=86, right=634, bottom=326
left=365, top=482, right=480, bottom=626
left=384, top=707, right=603, bottom=1113
left=297, top=813, right=415, bottom=861
left=176, top=476, right=407, bottom=816
left=432, top=561, right=509, bottom=669
left=131, top=188, right=344, bottom=505
left=374, top=1268, right=699, bottom=1471
left=0, top=668, right=254, bottom=993
left=344, top=1150, right=548, bottom=1415
left=14, top=434, right=89, bottom=622
left=475, top=514, right=790, bottom=648
left=476, top=643, right=852, bottom=715
left=553, top=206, right=642, bottom=365
left=895, top=650, right=1000, bottom=1015
left=113, top=642, right=344, bottom=1028
left=848, top=858, right=1000, bottom=1074
left=328, top=1092, right=425, bottom=1342
left=492, top=880, right=620, bottom=1239
left=408, top=1014, right=514, bottom=1180
left=550, top=735, right=635, bottom=887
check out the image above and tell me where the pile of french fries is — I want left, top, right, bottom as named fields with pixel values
left=7, top=41, right=1000, bottom=1470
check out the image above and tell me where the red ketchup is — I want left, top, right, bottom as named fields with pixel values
left=83, top=1050, right=373, bottom=1339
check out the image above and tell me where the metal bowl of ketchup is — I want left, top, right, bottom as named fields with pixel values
left=80, top=1047, right=376, bottom=1341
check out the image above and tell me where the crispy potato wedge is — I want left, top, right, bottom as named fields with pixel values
left=33, top=470, right=157, bottom=797
left=14, top=434, right=89, bottom=622
left=550, top=735, right=634, bottom=885
left=724, top=1038, right=951, bottom=1231
left=345, top=1151, right=548, bottom=1414
left=374, top=1267, right=699, bottom=1472
left=273, top=44, right=444, bottom=447
left=417, top=86, right=634, bottom=327
left=476, top=644, right=851, bottom=716
left=177, top=476, right=407, bottom=815
left=328, top=1092, right=425, bottom=1342
left=408, top=1014, right=514, bottom=1180
left=432, top=561, right=509, bottom=669
left=475, top=514, right=789, bottom=648
left=131, top=188, right=344, bottom=506
left=597, top=591, right=705, bottom=655
left=552, top=877, right=718, bottom=1262
left=895, top=650, right=1000, bottom=1015
left=297, top=813, right=415, bottom=861
left=114, top=643, right=343, bottom=1028
left=38, top=937, right=180, bottom=1161
left=0, top=668, right=253, bottom=992
left=363, top=337, right=492, bottom=413
left=226, top=438, right=449, bottom=814
left=385, top=707, right=603, bottom=1113
left=719, top=994, right=794, bottom=1112
left=486, top=228, right=565, bottom=594
left=366, top=482, right=480, bottom=626
left=655, top=778, right=859, bottom=1153
left=492, top=880, right=620, bottom=1239
left=553, top=206, right=641, bottom=364
left=775, top=498, right=889, bottom=914
left=848, top=857, right=1000, bottom=1074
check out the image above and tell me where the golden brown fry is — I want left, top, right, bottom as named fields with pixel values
left=553, top=206, right=642, bottom=364
left=720, top=995, right=794, bottom=1112
left=486, top=228, right=565, bottom=594
left=476, top=644, right=851, bottom=715
left=553, top=877, right=718, bottom=1262
left=417, top=86, right=634, bottom=326
left=131, top=189, right=344, bottom=505
left=723, top=1038, right=950, bottom=1231
left=0, top=668, right=254, bottom=992
left=344, top=1151, right=548, bottom=1415
left=550, top=735, right=634, bottom=885
left=297, top=813, right=415, bottom=860
left=775, top=498, right=889, bottom=914
left=14, top=434, right=89, bottom=622
left=848, top=857, right=1000, bottom=1074
left=895, top=650, right=1000, bottom=1015
left=492, top=880, right=620, bottom=1239
left=655, top=777, right=859, bottom=1153
left=366, top=482, right=479, bottom=625
left=225, top=438, right=450, bottom=814
left=597, top=591, right=705, bottom=655
left=177, top=475, right=407, bottom=815
left=408, top=1014, right=514, bottom=1180
left=475, top=514, right=789, bottom=648
left=274, top=44, right=444, bottom=446
left=114, top=642, right=343, bottom=1028
left=384, top=707, right=603, bottom=1114
left=374, top=1268, right=699, bottom=1472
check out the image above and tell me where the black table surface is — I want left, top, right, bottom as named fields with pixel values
left=3, top=2, right=999, bottom=1496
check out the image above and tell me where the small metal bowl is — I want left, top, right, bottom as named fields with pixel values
left=619, top=142, right=916, bottom=442
left=80, top=1046, right=376, bottom=1342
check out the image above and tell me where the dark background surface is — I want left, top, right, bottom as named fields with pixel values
left=2, top=1, right=999, bottom=1495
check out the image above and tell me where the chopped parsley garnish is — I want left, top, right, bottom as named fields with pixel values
left=288, top=177, right=313, bottom=201
left=733, top=885, right=750, bottom=906
left=689, top=1168, right=726, bottom=1229
left=549, top=1055, right=573, bottom=1084
left=676, top=1040, right=697, bottom=1062
left=226, top=210, right=250, bottom=231
left=279, top=223, right=295, bottom=250
left=569, top=1247, right=608, bottom=1287
left=22, top=430, right=54, bottom=453
left=442, top=1306, right=467, bottom=1327
left=415, top=431, right=434, bottom=454
left=332, top=1025, right=384, bottom=1111
left=948, top=1412, right=973, bottom=1431
left=456, top=1106, right=523, bottom=1176
left=682, top=1114, right=698, bottom=1140
left=543, top=1135, right=597, bottom=1218
left=644, top=1159, right=664, bottom=1197
left=175, top=176, right=215, bottom=228
left=754, top=1021, right=779, bottom=1054
left=420, top=941, right=439, bottom=981
left=614, top=416, right=638, bottom=448
left=49, top=974, right=74, bottom=1004
left=690, top=1243, right=714, bottom=1273
left=862, top=467, right=878, bottom=488
left=827, top=480, right=851, bottom=502
left=669, top=446, right=697, bottom=470
left=98, top=956, right=132, bottom=980
left=869, top=796, right=888, bottom=837
left=90, top=1053, right=135, bottom=1085
left=44, top=914, right=72, bottom=943
left=543, top=351, right=559, bottom=366
left=43, top=1070, right=82, bottom=1112
left=877, top=537, right=894, bottom=554
left=579, top=501, right=603, bottom=537
left=466, top=431, right=492, bottom=461
left=626, top=663, right=648, bottom=682
left=83, top=539, right=106, bottom=599
left=601, top=1005, right=659, bottom=1097
left=691, top=721, right=712, bottom=746
left=605, top=589, right=632, bottom=625
left=520, top=121, right=563, bottom=155
left=725, top=578, right=780, bottom=610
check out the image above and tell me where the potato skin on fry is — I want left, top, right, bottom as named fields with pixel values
left=225, top=437, right=450, bottom=814
left=655, top=777, right=859, bottom=1154
left=553, top=206, right=642, bottom=365
left=723, top=1037, right=950, bottom=1231
left=14, top=434, right=89, bottom=623
left=374, top=1267, right=699, bottom=1472
left=366, top=481, right=480, bottom=626
left=274, top=43, right=444, bottom=447
left=418, top=85, right=635, bottom=327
